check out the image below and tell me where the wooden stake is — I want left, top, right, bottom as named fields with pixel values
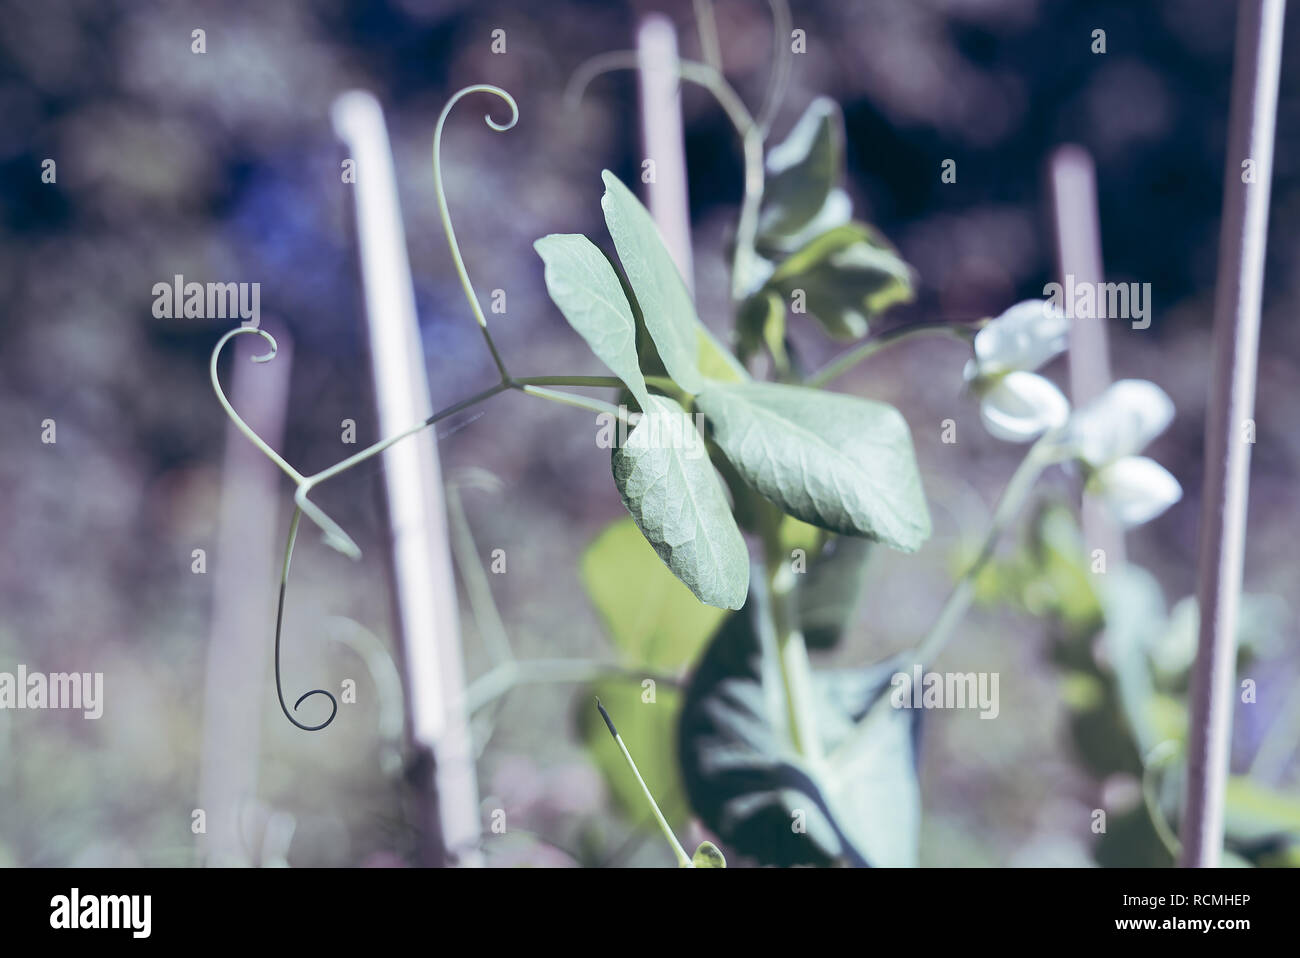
left=199, top=329, right=293, bottom=866
left=638, top=14, right=695, bottom=293
left=1182, top=0, right=1285, bottom=868
left=332, top=91, right=481, bottom=867
left=1049, top=145, right=1125, bottom=569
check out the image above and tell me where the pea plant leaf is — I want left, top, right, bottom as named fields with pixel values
left=534, top=233, right=651, bottom=409
left=759, top=97, right=843, bottom=241
left=580, top=517, right=727, bottom=670
left=601, top=170, right=705, bottom=394
left=768, top=223, right=914, bottom=340
left=691, top=841, right=727, bottom=868
left=696, top=380, right=932, bottom=551
left=612, top=394, right=749, bottom=610
left=581, top=679, right=690, bottom=831
left=678, top=601, right=922, bottom=866
left=798, top=535, right=873, bottom=649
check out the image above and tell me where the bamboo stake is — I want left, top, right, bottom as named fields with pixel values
left=638, top=14, right=696, bottom=294
left=198, top=329, right=293, bottom=866
left=1182, top=0, right=1285, bottom=868
left=1048, top=145, right=1125, bottom=569
left=331, top=91, right=481, bottom=867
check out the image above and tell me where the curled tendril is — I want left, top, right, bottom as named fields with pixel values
left=275, top=507, right=338, bottom=732
left=433, top=84, right=519, bottom=379
left=210, top=327, right=361, bottom=560
left=210, top=327, right=303, bottom=484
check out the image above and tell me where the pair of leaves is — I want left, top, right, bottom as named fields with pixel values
left=749, top=99, right=915, bottom=349
left=677, top=596, right=922, bottom=866
left=537, top=173, right=751, bottom=610
left=537, top=170, right=932, bottom=613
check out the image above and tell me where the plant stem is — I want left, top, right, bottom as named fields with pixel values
left=466, top=660, right=683, bottom=713
left=511, top=373, right=684, bottom=401
left=306, top=381, right=512, bottom=487
left=808, top=321, right=977, bottom=388
left=432, top=84, right=519, bottom=381
left=596, top=699, right=693, bottom=867
left=759, top=515, right=822, bottom=763
left=517, top=384, right=628, bottom=421
left=914, top=438, right=1057, bottom=668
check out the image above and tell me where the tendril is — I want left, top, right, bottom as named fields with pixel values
left=565, top=52, right=755, bottom=139
left=755, top=0, right=793, bottom=137
left=210, top=326, right=362, bottom=559
left=433, top=84, right=519, bottom=380
left=210, top=327, right=303, bottom=485
left=274, top=507, right=338, bottom=732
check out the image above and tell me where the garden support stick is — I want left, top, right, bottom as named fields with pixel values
left=638, top=14, right=695, bottom=295
left=1182, top=0, right=1285, bottom=869
left=1049, top=145, right=1125, bottom=570
left=198, top=331, right=292, bottom=866
left=333, top=90, right=481, bottom=867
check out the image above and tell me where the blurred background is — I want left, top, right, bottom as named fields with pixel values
left=1, top=0, right=1298, bottom=867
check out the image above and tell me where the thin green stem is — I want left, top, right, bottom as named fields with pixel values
left=433, top=84, right=519, bottom=381
left=273, top=507, right=339, bottom=731
left=306, top=381, right=511, bottom=487
left=466, top=660, right=683, bottom=713
left=756, top=0, right=794, bottom=138
left=446, top=479, right=515, bottom=668
left=564, top=52, right=765, bottom=305
left=511, top=373, right=686, bottom=402
left=518, top=384, right=629, bottom=421
left=808, top=322, right=978, bottom=389
left=209, top=327, right=305, bottom=484
left=596, top=699, right=693, bottom=867
left=913, top=438, right=1060, bottom=668
left=759, top=511, right=822, bottom=763
left=692, top=0, right=723, bottom=73
left=1143, top=740, right=1185, bottom=861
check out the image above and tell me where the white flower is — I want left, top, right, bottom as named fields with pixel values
left=964, top=300, right=1071, bottom=443
left=1065, top=379, right=1182, bottom=527
left=978, top=371, right=1072, bottom=443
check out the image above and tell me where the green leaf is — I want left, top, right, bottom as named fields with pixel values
left=691, top=841, right=726, bottom=868
left=580, top=518, right=727, bottom=670
left=581, top=680, right=689, bottom=830
left=759, top=98, right=842, bottom=240
left=696, top=381, right=931, bottom=551
left=612, top=395, right=749, bottom=610
left=601, top=171, right=704, bottom=394
left=534, top=233, right=650, bottom=409
left=769, top=223, right=914, bottom=340
left=798, top=536, right=873, bottom=649
left=736, top=291, right=789, bottom=374
left=697, top=325, right=749, bottom=383
left=678, top=604, right=921, bottom=866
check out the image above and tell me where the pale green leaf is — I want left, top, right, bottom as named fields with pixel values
left=600, top=170, right=704, bottom=393
left=697, top=381, right=931, bottom=551
left=534, top=233, right=650, bottom=408
left=580, top=518, right=726, bottom=669
left=691, top=841, right=726, bottom=868
left=612, top=395, right=749, bottom=609
left=759, top=98, right=842, bottom=239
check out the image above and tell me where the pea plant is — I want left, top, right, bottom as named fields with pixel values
left=210, top=52, right=1196, bottom=867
